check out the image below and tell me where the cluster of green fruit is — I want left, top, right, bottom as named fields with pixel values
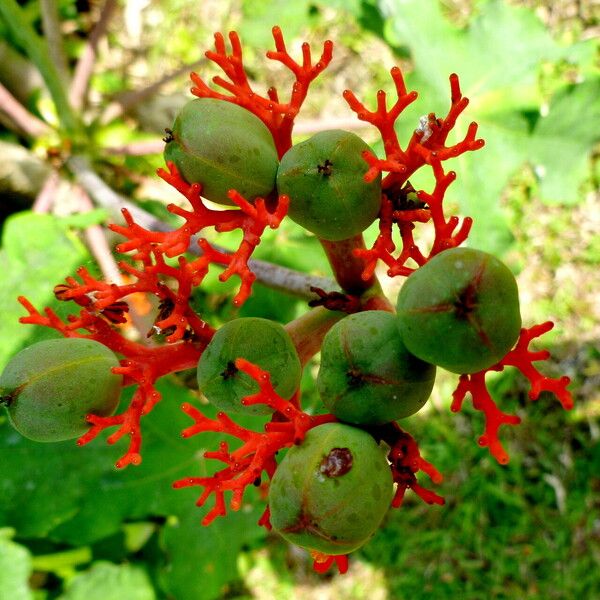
left=164, top=98, right=382, bottom=241
left=0, top=95, right=523, bottom=560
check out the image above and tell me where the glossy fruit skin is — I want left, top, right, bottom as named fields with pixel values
left=196, top=317, right=302, bottom=415
left=164, top=98, right=279, bottom=206
left=396, top=247, right=522, bottom=374
left=317, top=311, right=436, bottom=425
left=269, top=422, right=393, bottom=555
left=0, top=338, right=122, bottom=442
left=276, top=129, right=382, bottom=241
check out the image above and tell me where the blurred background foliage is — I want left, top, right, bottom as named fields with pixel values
left=0, top=0, right=598, bottom=598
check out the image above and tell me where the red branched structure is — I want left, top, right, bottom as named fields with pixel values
left=344, top=69, right=484, bottom=279
left=11, top=26, right=575, bottom=577
left=451, top=322, right=573, bottom=465
left=173, top=359, right=336, bottom=524
left=190, top=26, right=333, bottom=157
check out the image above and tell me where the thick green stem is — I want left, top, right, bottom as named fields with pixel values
left=284, top=307, right=345, bottom=365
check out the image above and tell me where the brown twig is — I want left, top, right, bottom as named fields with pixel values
left=100, top=59, right=205, bottom=124
left=32, top=170, right=61, bottom=213
left=66, top=155, right=338, bottom=300
left=0, top=82, right=51, bottom=137
left=70, top=0, right=117, bottom=111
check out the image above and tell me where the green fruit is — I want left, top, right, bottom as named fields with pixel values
left=276, top=129, right=382, bottom=241
left=396, top=247, right=522, bottom=374
left=317, top=311, right=435, bottom=425
left=164, top=98, right=279, bottom=205
left=269, top=422, right=393, bottom=555
left=196, top=318, right=302, bottom=415
left=0, top=338, right=122, bottom=442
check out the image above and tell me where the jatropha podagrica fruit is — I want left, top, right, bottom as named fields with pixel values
left=276, top=129, right=382, bottom=241
left=0, top=338, right=122, bottom=442
left=317, top=311, right=436, bottom=425
left=268, top=422, right=394, bottom=555
left=164, top=98, right=279, bottom=205
left=396, top=247, right=522, bottom=374
left=196, top=317, right=302, bottom=415
left=6, top=25, right=574, bottom=578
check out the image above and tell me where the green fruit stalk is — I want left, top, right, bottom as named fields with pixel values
left=0, top=338, right=122, bottom=442
left=396, top=247, right=522, bottom=374
left=196, top=317, right=302, bottom=415
left=317, top=310, right=436, bottom=425
left=164, top=98, right=279, bottom=205
left=276, top=129, right=382, bottom=241
left=269, top=422, right=393, bottom=555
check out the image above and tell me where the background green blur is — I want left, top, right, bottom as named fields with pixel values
left=0, top=0, right=598, bottom=598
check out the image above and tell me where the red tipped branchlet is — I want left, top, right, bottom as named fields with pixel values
left=173, top=359, right=336, bottom=525
left=190, top=26, right=333, bottom=157
left=345, top=70, right=484, bottom=279
left=451, top=321, right=573, bottom=465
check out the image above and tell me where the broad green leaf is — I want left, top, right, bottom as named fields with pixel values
left=0, top=529, right=33, bottom=600
left=58, top=561, right=155, bottom=600
left=529, top=79, right=600, bottom=204
left=0, top=377, right=268, bottom=595
left=0, top=212, right=91, bottom=371
left=158, top=506, right=265, bottom=600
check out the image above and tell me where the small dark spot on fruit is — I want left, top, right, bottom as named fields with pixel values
left=319, top=447, right=353, bottom=477
left=317, top=159, right=333, bottom=177
left=221, top=361, right=238, bottom=380
left=253, top=477, right=261, bottom=486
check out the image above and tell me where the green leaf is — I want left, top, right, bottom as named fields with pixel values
left=0, top=212, right=91, bottom=371
left=158, top=507, right=264, bottom=600
left=58, top=209, right=109, bottom=230
left=0, top=378, right=268, bottom=597
left=0, top=529, right=33, bottom=600
left=58, top=561, right=155, bottom=600
left=529, top=79, right=600, bottom=204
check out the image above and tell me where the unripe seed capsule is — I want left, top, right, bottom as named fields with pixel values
left=164, top=98, right=279, bottom=205
left=269, top=422, right=393, bottom=555
left=317, top=311, right=436, bottom=425
left=396, top=247, right=522, bottom=374
left=0, top=338, right=122, bottom=442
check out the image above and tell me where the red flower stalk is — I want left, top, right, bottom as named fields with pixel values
left=173, top=358, right=336, bottom=525
left=345, top=69, right=483, bottom=280
left=190, top=26, right=333, bottom=157
left=18, top=295, right=207, bottom=467
left=311, top=551, right=349, bottom=575
left=451, top=321, right=573, bottom=464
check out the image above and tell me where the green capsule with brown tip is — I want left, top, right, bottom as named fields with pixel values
left=0, top=338, right=122, bottom=442
left=269, top=422, right=393, bottom=555
left=196, top=317, right=302, bottom=416
left=317, top=311, right=436, bottom=425
left=276, top=129, right=382, bottom=241
left=164, top=98, right=279, bottom=206
left=396, top=247, right=522, bottom=374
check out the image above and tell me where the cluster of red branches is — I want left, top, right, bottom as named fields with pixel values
left=15, top=26, right=574, bottom=575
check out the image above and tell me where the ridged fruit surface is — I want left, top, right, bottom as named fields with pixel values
left=276, top=129, right=381, bottom=241
left=164, top=98, right=279, bottom=205
left=196, top=317, right=302, bottom=415
left=396, top=247, right=521, bottom=374
left=269, top=422, right=393, bottom=555
left=0, top=338, right=122, bottom=442
left=317, top=311, right=436, bottom=425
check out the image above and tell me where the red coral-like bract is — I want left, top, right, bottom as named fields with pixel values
left=190, top=26, right=333, bottom=157
left=173, top=359, right=336, bottom=524
left=345, top=69, right=484, bottom=279
left=451, top=322, right=573, bottom=464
